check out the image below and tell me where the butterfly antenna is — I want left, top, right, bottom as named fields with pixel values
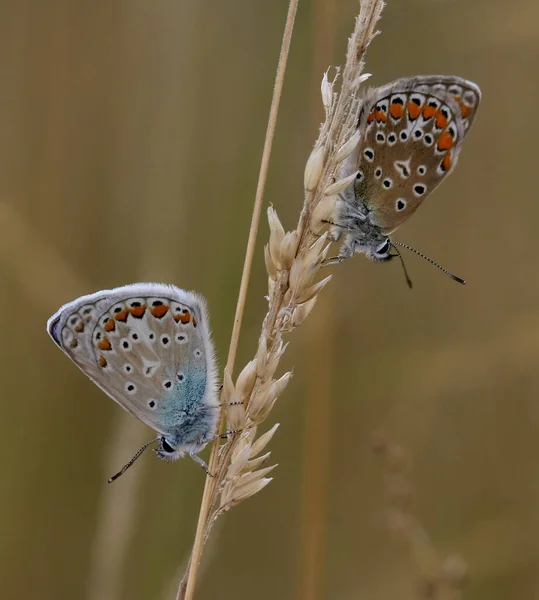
left=391, top=245, right=414, bottom=289
left=108, top=437, right=161, bottom=484
left=392, top=240, right=466, bottom=285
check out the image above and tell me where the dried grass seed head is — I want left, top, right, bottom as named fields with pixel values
left=321, top=70, right=334, bottom=112
left=235, top=464, right=278, bottom=490
left=226, top=442, right=252, bottom=480
left=250, top=423, right=280, bottom=458
left=255, top=332, right=269, bottom=378
left=264, top=244, right=278, bottom=280
left=226, top=401, right=246, bottom=432
left=311, top=194, right=337, bottom=234
left=267, top=206, right=286, bottom=270
left=230, top=429, right=255, bottom=463
left=335, top=129, right=361, bottom=164
left=247, top=379, right=273, bottom=421
left=236, top=359, right=257, bottom=401
left=279, top=230, right=299, bottom=270
left=248, top=391, right=279, bottom=424
left=324, top=170, right=359, bottom=196
left=219, top=370, right=245, bottom=431
left=296, top=274, right=332, bottom=304
left=291, top=296, right=318, bottom=328
left=304, top=144, right=326, bottom=192
left=244, top=451, right=272, bottom=472
left=222, top=477, right=273, bottom=508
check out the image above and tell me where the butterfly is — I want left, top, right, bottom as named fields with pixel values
left=47, top=283, right=220, bottom=481
left=329, top=75, right=481, bottom=283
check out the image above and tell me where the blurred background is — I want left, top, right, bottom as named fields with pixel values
left=1, top=0, right=538, bottom=598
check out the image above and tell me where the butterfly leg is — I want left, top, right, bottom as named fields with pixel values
left=218, top=428, right=243, bottom=439
left=322, top=255, right=345, bottom=267
left=190, top=429, right=245, bottom=476
left=216, top=383, right=243, bottom=405
left=321, top=218, right=345, bottom=228
left=189, top=449, right=213, bottom=476
left=321, top=219, right=347, bottom=243
left=322, top=244, right=355, bottom=267
left=206, top=429, right=244, bottom=443
left=202, top=429, right=244, bottom=446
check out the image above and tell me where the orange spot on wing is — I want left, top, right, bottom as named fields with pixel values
left=442, top=152, right=452, bottom=172
left=375, top=110, right=387, bottom=123
left=367, top=110, right=375, bottom=123
left=460, top=103, right=472, bottom=118
left=115, top=309, right=129, bottom=322
left=129, top=304, right=146, bottom=318
left=407, top=102, right=421, bottom=120
left=97, top=336, right=112, bottom=351
left=98, top=355, right=107, bottom=368
left=435, top=111, right=448, bottom=129
left=151, top=304, right=169, bottom=319
left=174, top=310, right=191, bottom=324
left=437, top=131, right=454, bottom=151
left=74, top=322, right=84, bottom=333
left=389, top=103, right=404, bottom=119
left=422, top=105, right=437, bottom=120
left=104, top=320, right=115, bottom=332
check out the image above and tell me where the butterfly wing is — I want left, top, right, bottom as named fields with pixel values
left=47, top=283, right=218, bottom=437
left=354, top=75, right=481, bottom=234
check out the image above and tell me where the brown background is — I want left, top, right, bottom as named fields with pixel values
left=1, top=0, right=538, bottom=599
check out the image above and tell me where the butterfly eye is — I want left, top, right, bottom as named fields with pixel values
left=375, top=240, right=391, bottom=257
left=161, top=438, right=176, bottom=454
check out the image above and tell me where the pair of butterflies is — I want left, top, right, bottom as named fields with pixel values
left=47, top=75, right=480, bottom=480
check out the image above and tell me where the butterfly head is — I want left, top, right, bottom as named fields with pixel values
left=154, top=434, right=211, bottom=462
left=339, top=230, right=394, bottom=263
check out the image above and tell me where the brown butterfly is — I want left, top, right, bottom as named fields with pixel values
left=330, top=75, right=480, bottom=284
